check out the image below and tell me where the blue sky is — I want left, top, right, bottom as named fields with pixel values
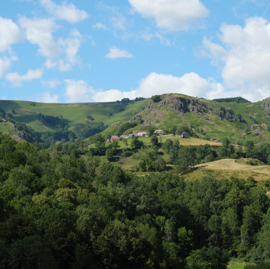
left=1, top=0, right=270, bottom=103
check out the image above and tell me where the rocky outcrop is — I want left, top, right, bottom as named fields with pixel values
left=262, top=97, right=270, bottom=113
left=157, top=95, right=213, bottom=116
left=219, top=108, right=242, bottom=122
left=144, top=94, right=215, bottom=122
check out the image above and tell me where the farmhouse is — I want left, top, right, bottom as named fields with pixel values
left=111, top=136, right=120, bottom=142
left=133, top=130, right=140, bottom=136
left=138, top=131, right=148, bottom=137
left=181, top=132, right=189, bottom=138
left=154, top=129, right=163, bottom=136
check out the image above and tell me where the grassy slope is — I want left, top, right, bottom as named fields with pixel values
left=214, top=100, right=270, bottom=141
left=0, top=120, right=17, bottom=136
left=0, top=99, right=147, bottom=133
left=113, top=135, right=222, bottom=171
left=186, top=159, right=270, bottom=182
left=1, top=94, right=270, bottom=144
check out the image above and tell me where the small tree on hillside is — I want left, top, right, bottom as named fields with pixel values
left=222, top=138, right=230, bottom=149
left=150, top=135, right=158, bottom=147
left=151, top=95, right=161, bottom=102
left=131, top=136, right=143, bottom=151
left=171, top=126, right=177, bottom=136
left=147, top=126, right=155, bottom=137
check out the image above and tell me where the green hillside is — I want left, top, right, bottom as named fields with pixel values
left=0, top=99, right=147, bottom=131
left=1, top=94, right=270, bottom=146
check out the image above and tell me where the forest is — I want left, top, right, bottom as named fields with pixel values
left=0, top=131, right=270, bottom=269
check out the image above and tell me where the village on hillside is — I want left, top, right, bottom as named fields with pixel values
left=106, top=129, right=189, bottom=143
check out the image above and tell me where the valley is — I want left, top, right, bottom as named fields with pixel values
left=1, top=94, right=270, bottom=269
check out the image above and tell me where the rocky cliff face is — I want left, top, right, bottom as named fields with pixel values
left=262, top=97, right=270, bottom=113
left=157, top=94, right=213, bottom=116
left=131, top=94, right=216, bottom=125
left=131, top=94, right=248, bottom=126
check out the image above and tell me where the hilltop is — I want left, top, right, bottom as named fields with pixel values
left=1, top=93, right=270, bottom=146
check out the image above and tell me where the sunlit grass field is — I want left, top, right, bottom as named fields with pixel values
left=0, top=99, right=148, bottom=133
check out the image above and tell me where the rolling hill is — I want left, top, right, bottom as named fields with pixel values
left=1, top=93, right=270, bottom=145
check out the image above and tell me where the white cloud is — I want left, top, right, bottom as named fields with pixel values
left=64, top=73, right=225, bottom=103
left=40, top=0, right=88, bottom=23
left=92, top=23, right=108, bottom=30
left=58, top=29, right=82, bottom=66
left=93, top=89, right=137, bottom=102
left=0, top=16, right=23, bottom=52
left=65, top=79, right=94, bottom=102
left=136, top=72, right=224, bottom=99
left=111, top=16, right=126, bottom=30
left=41, top=29, right=83, bottom=72
left=44, top=59, right=57, bottom=69
left=204, top=17, right=270, bottom=101
left=58, top=60, right=71, bottom=71
left=129, top=0, right=208, bottom=31
left=6, top=68, right=43, bottom=87
left=92, top=72, right=224, bottom=102
left=105, top=47, right=134, bottom=59
left=0, top=53, right=17, bottom=78
left=143, top=32, right=171, bottom=46
left=19, top=16, right=61, bottom=58
left=41, top=92, right=59, bottom=103
left=0, top=57, right=13, bottom=78
left=42, top=79, right=60, bottom=88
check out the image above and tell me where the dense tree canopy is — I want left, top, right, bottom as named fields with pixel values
left=0, top=132, right=270, bottom=268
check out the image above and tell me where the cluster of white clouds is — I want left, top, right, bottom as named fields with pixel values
left=61, top=72, right=224, bottom=103
left=0, top=17, right=22, bottom=78
left=40, top=0, right=88, bottom=23
left=0, top=0, right=89, bottom=87
left=0, top=17, right=23, bottom=52
left=18, top=17, right=85, bottom=72
left=3, top=0, right=270, bottom=104
left=54, top=14, right=270, bottom=103
left=128, top=0, right=208, bottom=31
left=65, top=79, right=94, bottom=103
left=41, top=92, right=59, bottom=103
left=203, top=16, right=270, bottom=101
left=105, top=47, right=134, bottom=59
left=6, top=69, right=43, bottom=87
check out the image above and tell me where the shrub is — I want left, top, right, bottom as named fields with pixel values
left=151, top=95, right=161, bottom=102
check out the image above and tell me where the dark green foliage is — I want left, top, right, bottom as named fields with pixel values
left=71, top=243, right=100, bottom=269
left=175, top=146, right=197, bottom=172
left=147, top=126, right=155, bottom=136
left=213, top=97, right=250, bottom=103
left=171, top=126, right=177, bottom=135
left=115, top=121, right=137, bottom=136
left=8, top=235, right=57, bottom=269
left=0, top=107, right=6, bottom=116
left=0, top=132, right=270, bottom=268
left=76, top=121, right=106, bottom=139
left=121, top=98, right=130, bottom=103
left=131, top=136, right=144, bottom=150
left=150, top=135, right=158, bottom=147
left=151, top=95, right=161, bottom=102
left=135, top=97, right=145, bottom=101
left=176, top=125, right=192, bottom=136
left=162, top=139, right=173, bottom=154
left=37, top=113, right=69, bottom=129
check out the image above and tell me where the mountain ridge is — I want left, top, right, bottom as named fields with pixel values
left=1, top=93, right=270, bottom=146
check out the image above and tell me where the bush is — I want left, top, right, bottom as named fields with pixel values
left=151, top=95, right=161, bottom=102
